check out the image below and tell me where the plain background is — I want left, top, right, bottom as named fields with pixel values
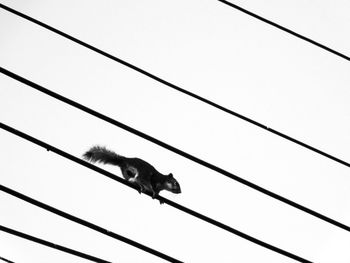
left=1, top=0, right=350, bottom=262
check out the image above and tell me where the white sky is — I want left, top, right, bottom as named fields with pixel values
left=1, top=0, right=350, bottom=262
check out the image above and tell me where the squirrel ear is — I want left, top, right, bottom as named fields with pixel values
left=168, top=173, right=173, bottom=178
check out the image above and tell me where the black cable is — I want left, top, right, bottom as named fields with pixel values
left=218, top=0, right=350, bottom=61
left=0, top=185, right=182, bottom=263
left=0, top=225, right=112, bottom=263
left=0, top=257, right=15, bottom=263
left=0, top=3, right=349, bottom=169
left=0, top=122, right=311, bottom=263
left=1, top=67, right=350, bottom=235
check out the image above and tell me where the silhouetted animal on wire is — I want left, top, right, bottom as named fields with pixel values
left=83, top=146, right=181, bottom=203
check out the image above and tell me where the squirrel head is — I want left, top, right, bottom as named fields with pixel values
left=163, top=173, right=181, bottom=194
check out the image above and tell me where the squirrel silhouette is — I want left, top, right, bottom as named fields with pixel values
left=83, top=146, right=181, bottom=203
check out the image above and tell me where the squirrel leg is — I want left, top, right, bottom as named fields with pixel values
left=151, top=190, right=157, bottom=199
left=137, top=183, right=144, bottom=194
left=157, top=193, right=164, bottom=204
left=136, top=178, right=155, bottom=197
left=151, top=190, right=164, bottom=205
left=128, top=176, right=144, bottom=194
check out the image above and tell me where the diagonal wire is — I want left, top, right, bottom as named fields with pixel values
left=0, top=122, right=312, bottom=263
left=0, top=187, right=183, bottom=263
left=1, top=66, right=350, bottom=235
left=0, top=3, right=349, bottom=169
left=217, top=0, right=350, bottom=62
left=0, top=225, right=112, bottom=263
left=0, top=257, right=15, bottom=263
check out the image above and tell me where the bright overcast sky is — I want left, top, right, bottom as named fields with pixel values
left=1, top=1, right=350, bottom=262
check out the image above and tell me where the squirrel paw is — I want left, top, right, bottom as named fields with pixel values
left=152, top=193, right=164, bottom=204
left=138, top=185, right=144, bottom=194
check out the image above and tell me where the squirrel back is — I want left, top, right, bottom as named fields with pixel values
left=82, top=145, right=181, bottom=202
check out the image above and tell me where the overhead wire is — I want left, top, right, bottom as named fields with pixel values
left=0, top=3, right=349, bottom=169
left=217, top=0, right=350, bottom=62
left=0, top=184, right=183, bottom=263
left=0, top=257, right=15, bottom=263
left=0, top=122, right=312, bottom=263
left=0, top=225, right=112, bottom=263
left=1, top=67, right=350, bottom=235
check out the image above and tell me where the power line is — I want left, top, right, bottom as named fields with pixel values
left=0, top=257, right=15, bottom=263
left=0, top=185, right=183, bottom=263
left=217, top=0, right=350, bottom=62
left=0, top=4, right=349, bottom=169
left=0, top=122, right=311, bottom=263
left=0, top=225, right=112, bottom=263
left=1, top=67, right=350, bottom=235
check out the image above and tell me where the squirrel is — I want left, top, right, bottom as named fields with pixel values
left=82, top=146, right=181, bottom=203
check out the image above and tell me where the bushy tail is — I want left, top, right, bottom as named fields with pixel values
left=82, top=145, right=125, bottom=166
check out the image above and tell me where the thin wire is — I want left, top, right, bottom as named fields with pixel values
left=1, top=67, right=350, bottom=235
left=0, top=3, right=349, bottom=169
left=0, top=257, right=15, bottom=263
left=0, top=185, right=182, bottom=263
left=0, top=122, right=312, bottom=263
left=0, top=225, right=112, bottom=263
left=217, top=0, right=350, bottom=62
